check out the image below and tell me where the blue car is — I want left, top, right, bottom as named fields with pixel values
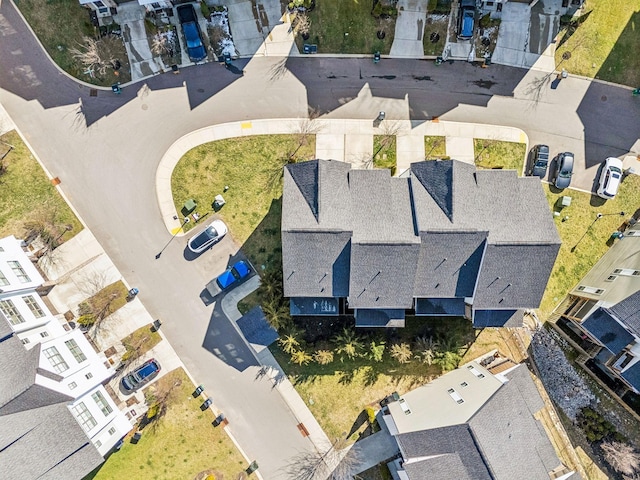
left=177, top=5, right=206, bottom=62
left=206, top=260, right=252, bottom=296
left=458, top=0, right=476, bottom=40
left=121, top=358, right=161, bottom=392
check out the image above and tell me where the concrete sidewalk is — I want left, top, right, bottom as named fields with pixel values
left=155, top=117, right=528, bottom=233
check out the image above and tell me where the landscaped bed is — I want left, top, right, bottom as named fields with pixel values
left=473, top=139, right=526, bottom=173
left=373, top=135, right=397, bottom=174
left=555, top=0, right=640, bottom=87
left=88, top=368, right=248, bottom=480
left=171, top=134, right=315, bottom=269
left=0, top=131, right=82, bottom=243
left=423, top=14, right=448, bottom=56
left=424, top=135, right=447, bottom=158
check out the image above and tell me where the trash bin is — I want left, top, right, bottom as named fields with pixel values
left=183, top=199, right=197, bottom=214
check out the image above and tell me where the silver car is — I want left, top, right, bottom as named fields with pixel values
left=187, top=219, right=228, bottom=254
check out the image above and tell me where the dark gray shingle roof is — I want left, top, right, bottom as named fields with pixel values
left=609, top=290, right=640, bottom=337
left=0, top=403, right=103, bottom=480
left=282, top=231, right=351, bottom=297
left=354, top=309, right=405, bottom=327
left=469, top=365, right=562, bottom=480
left=0, top=317, right=13, bottom=341
left=473, top=243, right=561, bottom=310
left=473, top=309, right=524, bottom=328
left=0, top=336, right=40, bottom=409
left=349, top=242, right=420, bottom=309
left=414, top=232, right=486, bottom=298
left=397, top=425, right=492, bottom=480
left=582, top=307, right=634, bottom=355
left=620, top=361, right=640, bottom=391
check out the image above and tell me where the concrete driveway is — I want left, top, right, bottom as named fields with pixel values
left=227, top=0, right=285, bottom=56
left=390, top=0, right=428, bottom=57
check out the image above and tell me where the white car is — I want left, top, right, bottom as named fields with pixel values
left=187, top=219, right=228, bottom=254
left=596, top=157, right=623, bottom=199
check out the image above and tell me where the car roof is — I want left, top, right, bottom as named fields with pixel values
left=137, top=359, right=160, bottom=378
left=233, top=260, right=251, bottom=277
left=537, top=145, right=549, bottom=154
left=605, top=157, right=623, bottom=167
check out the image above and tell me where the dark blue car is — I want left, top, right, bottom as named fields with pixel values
left=458, top=0, right=476, bottom=40
left=177, top=5, right=206, bottom=62
left=206, top=260, right=252, bottom=296
left=121, top=358, right=161, bottom=392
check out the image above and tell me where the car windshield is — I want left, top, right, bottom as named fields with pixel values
left=191, top=226, right=217, bottom=248
left=560, top=168, right=571, bottom=177
left=535, top=159, right=548, bottom=166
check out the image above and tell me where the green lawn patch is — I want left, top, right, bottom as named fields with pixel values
left=555, top=0, right=640, bottom=86
left=373, top=135, right=396, bottom=174
left=237, top=289, right=261, bottom=315
left=121, top=324, right=162, bottom=362
left=423, top=15, right=448, bottom=56
left=539, top=174, right=640, bottom=318
left=424, top=135, right=447, bottom=158
left=77, top=281, right=129, bottom=327
left=0, top=131, right=82, bottom=243
left=14, top=0, right=130, bottom=86
left=301, top=0, right=395, bottom=54
left=473, top=139, right=526, bottom=173
left=88, top=368, right=247, bottom=480
left=171, top=135, right=315, bottom=269
left=273, top=316, right=474, bottom=441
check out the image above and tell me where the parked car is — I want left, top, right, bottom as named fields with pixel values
left=528, top=144, right=550, bottom=178
left=176, top=5, right=206, bottom=62
left=457, top=0, right=476, bottom=40
left=206, top=260, right=252, bottom=296
left=553, top=152, right=574, bottom=189
left=596, top=157, right=623, bottom=199
left=121, top=358, right=161, bottom=392
left=188, top=219, right=228, bottom=254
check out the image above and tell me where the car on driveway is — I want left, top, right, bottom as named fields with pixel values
left=188, top=219, right=228, bottom=254
left=528, top=144, right=549, bottom=178
left=553, top=152, right=574, bottom=189
left=206, top=260, right=252, bottom=296
left=457, top=0, right=476, bottom=40
left=121, top=358, right=161, bottom=392
left=176, top=4, right=206, bottom=62
left=596, top=157, right=623, bottom=199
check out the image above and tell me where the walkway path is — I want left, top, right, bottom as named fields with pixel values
left=390, top=0, right=428, bottom=58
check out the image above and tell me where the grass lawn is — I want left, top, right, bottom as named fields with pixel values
left=273, top=316, right=474, bottom=441
left=373, top=135, right=396, bottom=174
left=423, top=14, right=448, bottom=56
left=171, top=135, right=315, bottom=269
left=121, top=324, right=162, bottom=358
left=0, top=131, right=82, bottom=242
left=555, top=0, right=640, bottom=87
left=80, top=280, right=129, bottom=318
left=88, top=368, right=248, bottom=480
left=538, top=174, right=640, bottom=318
left=301, top=0, right=395, bottom=54
left=424, top=135, right=447, bottom=158
left=473, top=139, right=526, bottom=173
left=14, top=0, right=130, bottom=86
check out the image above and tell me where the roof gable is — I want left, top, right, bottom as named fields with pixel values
left=609, top=290, right=640, bottom=337
left=411, top=160, right=455, bottom=221
left=288, top=160, right=318, bottom=220
left=0, top=336, right=39, bottom=408
left=582, top=307, right=634, bottom=355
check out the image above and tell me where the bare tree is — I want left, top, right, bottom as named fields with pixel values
left=150, top=33, right=172, bottom=57
left=143, top=376, right=182, bottom=431
left=293, top=13, right=311, bottom=37
left=70, top=36, right=122, bottom=77
left=601, top=441, right=640, bottom=477
left=285, top=437, right=361, bottom=480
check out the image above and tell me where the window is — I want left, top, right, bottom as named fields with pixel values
left=69, top=381, right=77, bottom=389
left=93, top=0, right=105, bottom=6
left=22, top=338, right=30, bottom=344
left=460, top=381, right=468, bottom=387
left=108, top=427, right=116, bottom=436
left=22, top=295, right=45, bottom=318
left=0, top=299, right=25, bottom=325
left=95, top=440, right=102, bottom=448
left=40, top=331, right=49, bottom=338
left=72, top=402, right=98, bottom=432
left=92, top=390, right=113, bottom=416
left=7, top=261, right=31, bottom=283
left=43, top=346, right=69, bottom=373
left=0, top=269, right=8, bottom=286
left=85, top=372, right=93, bottom=380
left=65, top=339, right=87, bottom=363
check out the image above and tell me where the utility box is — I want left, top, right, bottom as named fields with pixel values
left=213, top=194, right=226, bottom=211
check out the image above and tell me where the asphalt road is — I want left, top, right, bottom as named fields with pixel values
left=1, top=0, right=639, bottom=477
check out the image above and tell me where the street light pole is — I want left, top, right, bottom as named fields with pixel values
left=155, top=217, right=189, bottom=259
left=571, top=211, right=625, bottom=253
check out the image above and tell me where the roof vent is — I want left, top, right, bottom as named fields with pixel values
left=399, top=398, right=412, bottom=415
left=467, top=365, right=485, bottom=378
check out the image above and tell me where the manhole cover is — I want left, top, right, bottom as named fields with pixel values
left=430, top=32, right=440, bottom=43
left=141, top=104, right=148, bottom=110
left=562, top=51, right=571, bottom=60
left=481, top=37, right=490, bottom=46
left=89, top=89, right=97, bottom=97
left=601, top=95, right=607, bottom=102
left=197, top=88, right=205, bottom=93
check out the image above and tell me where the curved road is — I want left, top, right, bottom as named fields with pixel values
left=1, top=0, right=639, bottom=477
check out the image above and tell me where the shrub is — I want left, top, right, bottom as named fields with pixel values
left=332, top=328, right=364, bottom=360
left=290, top=349, right=312, bottom=366
left=368, top=341, right=385, bottom=363
left=200, top=1, right=211, bottom=18
left=479, top=13, right=491, bottom=29
left=365, top=406, right=376, bottom=424
left=577, top=407, right=619, bottom=443
left=390, top=343, right=413, bottom=364
left=77, top=313, right=96, bottom=326
left=434, top=350, right=461, bottom=371
left=279, top=333, right=300, bottom=354
left=372, top=1, right=383, bottom=18
left=427, top=0, right=437, bottom=11
left=560, top=14, right=574, bottom=26
left=313, top=350, right=334, bottom=365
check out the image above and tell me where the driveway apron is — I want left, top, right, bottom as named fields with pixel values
left=226, top=0, right=284, bottom=56
left=115, top=2, right=163, bottom=80
left=390, top=0, right=428, bottom=57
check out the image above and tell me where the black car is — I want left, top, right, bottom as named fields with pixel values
left=528, top=144, right=549, bottom=178
left=553, top=152, right=574, bottom=189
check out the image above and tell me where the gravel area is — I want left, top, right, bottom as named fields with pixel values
left=531, top=327, right=596, bottom=421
